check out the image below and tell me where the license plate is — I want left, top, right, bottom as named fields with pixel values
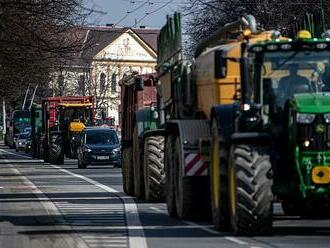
left=97, top=156, right=109, bottom=160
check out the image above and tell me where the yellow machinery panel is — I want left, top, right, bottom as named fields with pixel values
left=69, top=122, right=85, bottom=132
left=195, top=31, right=284, bottom=119
left=196, top=42, right=241, bottom=118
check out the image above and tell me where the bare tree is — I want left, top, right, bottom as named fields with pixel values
left=184, top=0, right=330, bottom=52
left=0, top=0, right=94, bottom=108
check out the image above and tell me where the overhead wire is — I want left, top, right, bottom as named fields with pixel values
left=135, top=0, right=175, bottom=26
left=115, top=0, right=152, bottom=26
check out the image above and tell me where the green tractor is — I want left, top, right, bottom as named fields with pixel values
left=215, top=30, right=330, bottom=234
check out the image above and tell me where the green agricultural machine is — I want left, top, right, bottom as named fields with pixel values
left=209, top=31, right=330, bottom=234
left=158, top=12, right=330, bottom=235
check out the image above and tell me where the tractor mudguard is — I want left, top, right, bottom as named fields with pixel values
left=210, top=104, right=239, bottom=143
left=165, top=119, right=210, bottom=177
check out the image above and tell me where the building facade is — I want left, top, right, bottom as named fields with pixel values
left=50, top=26, right=159, bottom=127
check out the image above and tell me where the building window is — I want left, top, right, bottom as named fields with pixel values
left=111, top=73, right=117, bottom=93
left=100, top=73, right=106, bottom=93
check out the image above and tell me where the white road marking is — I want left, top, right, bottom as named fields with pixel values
left=0, top=152, right=89, bottom=248
left=183, top=220, right=220, bottom=235
left=1, top=149, right=268, bottom=248
left=150, top=206, right=164, bottom=213
left=225, top=237, right=248, bottom=245
left=49, top=163, right=148, bottom=248
left=149, top=207, right=261, bottom=247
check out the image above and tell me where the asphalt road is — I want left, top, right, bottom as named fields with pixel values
left=1, top=144, right=330, bottom=248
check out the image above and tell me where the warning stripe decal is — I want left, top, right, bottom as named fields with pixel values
left=184, top=153, right=208, bottom=176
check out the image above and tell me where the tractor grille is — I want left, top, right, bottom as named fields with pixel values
left=297, top=114, right=330, bottom=151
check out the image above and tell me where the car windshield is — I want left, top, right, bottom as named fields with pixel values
left=258, top=50, right=330, bottom=109
left=18, top=133, right=29, bottom=139
left=86, top=130, right=118, bottom=145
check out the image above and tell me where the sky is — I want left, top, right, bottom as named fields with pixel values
left=85, top=0, right=185, bottom=28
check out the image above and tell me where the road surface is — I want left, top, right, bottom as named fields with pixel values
left=0, top=144, right=329, bottom=248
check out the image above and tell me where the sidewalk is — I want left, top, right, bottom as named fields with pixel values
left=0, top=152, right=87, bottom=248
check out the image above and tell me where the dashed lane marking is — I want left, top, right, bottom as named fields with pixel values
left=225, top=237, right=249, bottom=245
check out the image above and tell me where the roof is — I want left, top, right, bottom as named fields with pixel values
left=65, top=26, right=160, bottom=66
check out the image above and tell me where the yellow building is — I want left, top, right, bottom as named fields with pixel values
left=50, top=26, right=159, bottom=126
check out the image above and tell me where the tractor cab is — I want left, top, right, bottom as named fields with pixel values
left=240, top=30, right=330, bottom=211
left=55, top=103, right=95, bottom=158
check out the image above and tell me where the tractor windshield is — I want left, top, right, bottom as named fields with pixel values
left=257, top=50, right=330, bottom=109
left=61, top=107, right=92, bottom=126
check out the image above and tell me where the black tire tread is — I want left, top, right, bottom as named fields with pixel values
left=49, top=134, right=64, bottom=165
left=144, top=135, right=165, bottom=202
left=230, top=144, right=273, bottom=235
left=133, top=126, right=144, bottom=199
left=165, top=136, right=177, bottom=217
left=122, top=147, right=134, bottom=195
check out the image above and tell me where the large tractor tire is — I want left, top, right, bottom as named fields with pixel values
left=210, top=120, right=230, bottom=231
left=228, top=144, right=273, bottom=235
left=40, top=135, right=49, bottom=162
left=165, top=135, right=177, bottom=217
left=143, top=135, right=165, bottom=202
left=49, top=134, right=64, bottom=165
left=133, top=126, right=144, bottom=199
left=122, top=147, right=135, bottom=195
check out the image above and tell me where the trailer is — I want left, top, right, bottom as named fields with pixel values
left=121, top=73, right=165, bottom=201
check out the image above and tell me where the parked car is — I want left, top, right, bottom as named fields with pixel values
left=77, top=127, right=121, bottom=168
left=15, top=132, right=30, bottom=152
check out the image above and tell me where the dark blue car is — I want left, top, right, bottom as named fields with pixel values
left=77, top=128, right=121, bottom=168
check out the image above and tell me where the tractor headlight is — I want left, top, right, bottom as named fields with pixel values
left=324, top=113, right=330, bottom=123
left=297, top=113, right=315, bottom=124
left=303, top=140, right=311, bottom=147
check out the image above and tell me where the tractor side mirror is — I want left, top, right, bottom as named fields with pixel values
left=214, top=50, right=227, bottom=79
left=135, top=77, right=144, bottom=91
